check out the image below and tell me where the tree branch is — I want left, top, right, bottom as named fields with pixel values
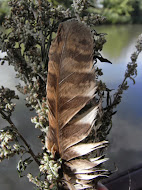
left=0, top=110, right=40, bottom=166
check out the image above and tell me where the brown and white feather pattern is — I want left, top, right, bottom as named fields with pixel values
left=46, top=20, right=108, bottom=189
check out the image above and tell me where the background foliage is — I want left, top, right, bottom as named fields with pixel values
left=101, top=0, right=142, bottom=24
left=0, top=0, right=10, bottom=25
left=1, top=0, right=142, bottom=25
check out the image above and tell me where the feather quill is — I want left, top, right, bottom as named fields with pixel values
left=46, top=20, right=108, bottom=189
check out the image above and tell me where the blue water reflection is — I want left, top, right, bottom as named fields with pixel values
left=96, top=24, right=142, bottom=173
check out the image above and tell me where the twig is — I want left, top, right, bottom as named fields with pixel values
left=0, top=110, right=40, bottom=166
left=104, top=49, right=140, bottom=112
left=128, top=170, right=131, bottom=190
left=32, top=1, right=46, bottom=64
left=73, top=0, right=81, bottom=22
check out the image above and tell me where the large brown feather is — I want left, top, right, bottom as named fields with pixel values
left=46, top=20, right=108, bottom=189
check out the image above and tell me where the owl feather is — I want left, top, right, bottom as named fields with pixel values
left=46, top=20, right=108, bottom=189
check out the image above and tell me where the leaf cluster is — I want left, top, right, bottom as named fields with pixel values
left=101, top=0, right=142, bottom=24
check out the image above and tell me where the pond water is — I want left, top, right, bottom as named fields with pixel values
left=0, top=24, right=142, bottom=189
left=95, top=24, right=142, bottom=174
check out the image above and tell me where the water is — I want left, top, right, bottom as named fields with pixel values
left=0, top=24, right=142, bottom=189
left=95, top=24, right=142, bottom=173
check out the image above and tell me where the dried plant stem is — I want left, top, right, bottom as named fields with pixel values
left=0, top=110, right=40, bottom=166
left=105, top=49, right=140, bottom=111
left=73, top=0, right=81, bottom=22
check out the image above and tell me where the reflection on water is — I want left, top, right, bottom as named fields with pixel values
left=96, top=24, right=142, bottom=60
left=0, top=24, right=142, bottom=189
left=95, top=24, right=142, bottom=173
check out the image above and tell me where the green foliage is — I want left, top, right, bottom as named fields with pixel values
left=130, top=0, right=142, bottom=23
left=101, top=0, right=142, bottom=24
left=0, top=0, right=10, bottom=24
left=102, top=0, right=133, bottom=24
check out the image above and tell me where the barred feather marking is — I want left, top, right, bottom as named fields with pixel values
left=46, top=20, right=108, bottom=189
left=46, top=20, right=95, bottom=154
